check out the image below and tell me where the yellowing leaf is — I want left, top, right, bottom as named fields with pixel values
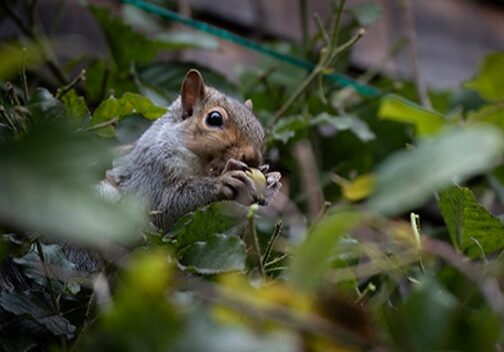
left=337, top=174, right=375, bottom=201
left=378, top=94, right=445, bottom=136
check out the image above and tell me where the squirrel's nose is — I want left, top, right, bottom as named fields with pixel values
left=239, top=146, right=261, bottom=167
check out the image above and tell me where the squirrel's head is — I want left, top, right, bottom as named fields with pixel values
left=178, top=69, right=265, bottom=176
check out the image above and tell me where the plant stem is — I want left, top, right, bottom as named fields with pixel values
left=273, top=28, right=365, bottom=122
left=56, top=69, right=86, bottom=98
left=35, top=240, right=59, bottom=310
left=80, top=118, right=119, bottom=132
left=262, top=220, right=282, bottom=267
left=401, top=0, right=431, bottom=109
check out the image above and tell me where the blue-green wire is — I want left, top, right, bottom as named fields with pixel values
left=121, top=0, right=381, bottom=98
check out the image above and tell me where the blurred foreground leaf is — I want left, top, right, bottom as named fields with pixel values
left=369, top=126, right=504, bottom=216
left=438, top=186, right=504, bottom=258
left=464, top=52, right=504, bottom=102
left=0, top=122, right=147, bottom=247
left=387, top=278, right=457, bottom=352
left=378, top=94, right=445, bottom=136
left=0, top=41, right=43, bottom=80
left=290, top=210, right=362, bottom=292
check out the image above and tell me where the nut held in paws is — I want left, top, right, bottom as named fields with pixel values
left=245, top=168, right=267, bottom=196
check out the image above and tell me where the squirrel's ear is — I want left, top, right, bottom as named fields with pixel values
left=244, top=99, right=253, bottom=110
left=181, top=69, right=205, bottom=119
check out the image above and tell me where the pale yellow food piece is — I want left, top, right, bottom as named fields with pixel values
left=245, top=168, right=267, bottom=196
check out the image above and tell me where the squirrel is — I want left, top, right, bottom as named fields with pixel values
left=104, top=69, right=281, bottom=231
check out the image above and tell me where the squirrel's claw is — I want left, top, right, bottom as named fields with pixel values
left=223, top=158, right=250, bottom=173
left=218, top=169, right=259, bottom=205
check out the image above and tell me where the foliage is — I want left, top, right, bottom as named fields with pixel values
left=1, top=1, right=504, bottom=352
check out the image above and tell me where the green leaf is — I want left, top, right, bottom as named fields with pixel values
left=438, top=186, right=504, bottom=258
left=368, top=126, right=504, bottom=216
left=0, top=122, right=147, bottom=247
left=171, top=201, right=246, bottom=250
left=14, top=243, right=80, bottom=287
left=347, top=3, right=383, bottom=26
left=27, top=88, right=65, bottom=122
left=91, top=6, right=166, bottom=69
left=289, top=210, right=362, bottom=292
left=61, top=89, right=90, bottom=123
left=378, top=94, right=445, bottom=136
left=312, top=113, right=376, bottom=142
left=0, top=291, right=76, bottom=338
left=270, top=115, right=308, bottom=144
left=178, top=233, right=246, bottom=274
left=387, top=278, right=457, bottom=352
left=464, top=52, right=504, bottom=101
left=90, top=92, right=167, bottom=126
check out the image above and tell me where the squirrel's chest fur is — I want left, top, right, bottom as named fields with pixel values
left=108, top=111, right=204, bottom=201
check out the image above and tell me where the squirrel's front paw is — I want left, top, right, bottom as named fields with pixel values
left=217, top=158, right=259, bottom=205
left=259, top=164, right=282, bottom=205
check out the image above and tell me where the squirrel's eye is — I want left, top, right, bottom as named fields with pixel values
left=205, top=111, right=224, bottom=128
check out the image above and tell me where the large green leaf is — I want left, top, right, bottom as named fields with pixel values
left=178, top=233, right=246, bottom=274
left=90, top=92, right=167, bottom=127
left=0, top=291, right=76, bottom=338
left=61, top=89, right=90, bottom=123
left=438, top=186, right=504, bottom=258
left=171, top=201, right=246, bottom=250
left=368, top=126, right=504, bottom=216
left=387, top=278, right=457, bottom=352
left=378, top=94, right=445, bottom=136
left=464, top=52, right=504, bottom=102
left=289, top=210, right=362, bottom=292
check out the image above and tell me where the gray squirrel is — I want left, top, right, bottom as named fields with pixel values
left=104, top=69, right=281, bottom=231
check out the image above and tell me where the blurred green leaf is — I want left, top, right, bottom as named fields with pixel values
left=313, top=112, right=376, bottom=142
left=346, top=3, right=383, bottom=26
left=369, top=126, right=504, bottom=216
left=0, top=291, right=76, bottom=338
left=387, top=278, right=457, bottom=352
left=0, top=41, right=43, bottom=80
left=464, top=52, right=504, bottom=102
left=378, top=94, right=445, bottom=136
left=77, top=249, right=181, bottom=351
left=171, top=201, right=246, bottom=250
left=91, top=6, right=165, bottom=69
left=289, top=210, right=362, bottom=292
left=438, top=186, right=504, bottom=258
left=61, top=89, right=90, bottom=123
left=178, top=233, right=246, bottom=274
left=0, top=122, right=147, bottom=247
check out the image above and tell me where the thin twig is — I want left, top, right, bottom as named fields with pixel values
left=21, top=48, right=30, bottom=102
left=80, top=118, right=119, bottom=132
left=329, top=0, right=347, bottom=49
left=313, top=13, right=330, bottom=46
left=262, top=220, right=283, bottom=267
left=35, top=240, right=59, bottom=310
left=56, top=69, right=86, bottom=98
left=401, top=0, right=431, bottom=109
